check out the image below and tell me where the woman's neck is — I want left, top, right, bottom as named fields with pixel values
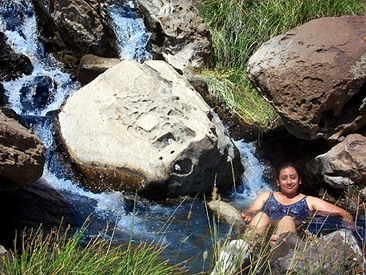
left=277, top=191, right=299, bottom=199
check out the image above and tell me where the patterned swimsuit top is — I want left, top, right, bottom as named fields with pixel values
left=262, top=192, right=310, bottom=220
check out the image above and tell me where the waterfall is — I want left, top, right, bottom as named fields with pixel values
left=233, top=140, right=272, bottom=208
left=107, top=0, right=152, bottom=62
left=0, top=0, right=79, bottom=116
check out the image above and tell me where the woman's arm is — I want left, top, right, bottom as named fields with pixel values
left=306, top=196, right=353, bottom=222
left=241, top=192, right=271, bottom=222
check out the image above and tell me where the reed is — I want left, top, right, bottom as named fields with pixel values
left=2, top=218, right=186, bottom=275
left=197, top=0, right=366, bottom=131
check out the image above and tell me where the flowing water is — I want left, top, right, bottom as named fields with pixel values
left=0, top=0, right=364, bottom=273
left=107, top=0, right=152, bottom=62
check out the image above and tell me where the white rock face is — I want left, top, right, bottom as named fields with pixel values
left=58, top=60, right=242, bottom=198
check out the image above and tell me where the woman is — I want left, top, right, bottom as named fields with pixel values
left=241, top=162, right=352, bottom=246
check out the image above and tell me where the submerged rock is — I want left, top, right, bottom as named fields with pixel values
left=58, top=60, right=243, bottom=198
left=207, top=200, right=245, bottom=227
left=248, top=16, right=366, bottom=143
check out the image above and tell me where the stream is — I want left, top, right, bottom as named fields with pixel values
left=0, top=0, right=364, bottom=273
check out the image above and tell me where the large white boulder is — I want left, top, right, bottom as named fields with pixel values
left=58, top=60, right=242, bottom=198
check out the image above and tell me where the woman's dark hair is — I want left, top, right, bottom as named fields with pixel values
left=276, top=161, right=302, bottom=180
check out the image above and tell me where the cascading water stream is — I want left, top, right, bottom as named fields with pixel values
left=0, top=1, right=78, bottom=116
left=0, top=0, right=275, bottom=272
left=107, top=0, right=152, bottom=62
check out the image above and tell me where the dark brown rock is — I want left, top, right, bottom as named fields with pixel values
left=32, top=0, right=118, bottom=61
left=0, top=110, right=45, bottom=191
left=247, top=16, right=366, bottom=143
left=77, top=54, right=120, bottom=85
left=0, top=179, right=74, bottom=249
left=0, top=32, right=33, bottom=82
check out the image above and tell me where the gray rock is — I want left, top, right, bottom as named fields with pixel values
left=308, top=133, right=366, bottom=189
left=32, top=0, right=118, bottom=58
left=207, top=200, right=245, bottom=227
left=270, top=230, right=363, bottom=274
left=136, top=0, right=211, bottom=74
left=247, top=16, right=366, bottom=143
left=58, top=60, right=242, bottom=198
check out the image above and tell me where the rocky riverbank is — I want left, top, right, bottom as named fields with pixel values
left=1, top=0, right=366, bottom=273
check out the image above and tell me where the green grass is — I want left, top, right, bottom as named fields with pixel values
left=197, top=0, right=366, bottom=131
left=2, top=220, right=185, bottom=275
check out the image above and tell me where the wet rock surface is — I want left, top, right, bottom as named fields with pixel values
left=0, top=32, right=33, bottom=82
left=0, top=178, right=74, bottom=249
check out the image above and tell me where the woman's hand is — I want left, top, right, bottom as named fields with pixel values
left=240, top=192, right=271, bottom=223
left=241, top=211, right=252, bottom=222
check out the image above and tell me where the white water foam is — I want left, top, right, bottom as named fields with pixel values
left=0, top=0, right=79, bottom=115
left=107, top=0, right=152, bottom=62
left=233, top=140, right=272, bottom=208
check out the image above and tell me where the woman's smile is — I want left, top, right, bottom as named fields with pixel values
left=277, top=167, right=301, bottom=195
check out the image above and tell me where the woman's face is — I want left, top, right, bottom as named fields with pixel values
left=276, top=166, right=301, bottom=196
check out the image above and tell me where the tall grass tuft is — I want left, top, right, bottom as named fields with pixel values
left=197, top=0, right=366, bottom=131
left=2, top=219, right=185, bottom=275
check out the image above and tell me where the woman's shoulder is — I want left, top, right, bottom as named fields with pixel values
left=304, top=195, right=325, bottom=209
left=258, top=191, right=272, bottom=200
left=305, top=195, right=321, bottom=202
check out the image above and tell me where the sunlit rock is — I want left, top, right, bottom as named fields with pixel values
left=136, top=0, right=211, bottom=74
left=270, top=230, right=363, bottom=274
left=308, top=133, right=366, bottom=190
left=207, top=200, right=245, bottom=227
left=0, top=109, right=45, bottom=191
left=58, top=60, right=242, bottom=198
left=247, top=16, right=366, bottom=143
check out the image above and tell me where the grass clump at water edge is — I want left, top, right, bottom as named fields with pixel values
left=196, top=0, right=366, bottom=131
left=2, top=219, right=186, bottom=275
